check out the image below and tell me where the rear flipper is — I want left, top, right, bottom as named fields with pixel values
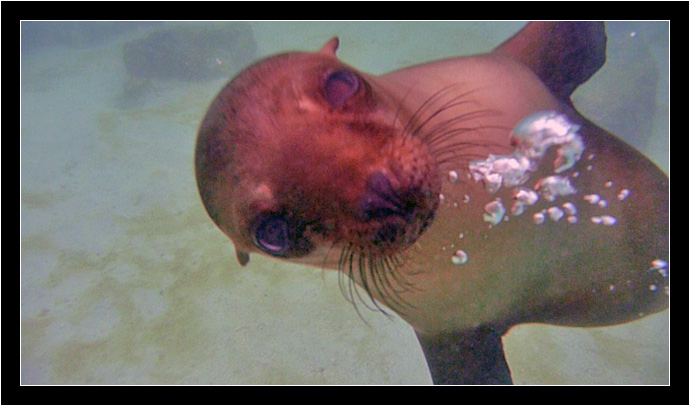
left=416, top=325, right=512, bottom=385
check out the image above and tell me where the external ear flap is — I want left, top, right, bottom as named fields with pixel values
left=236, top=249, right=250, bottom=266
left=318, top=37, right=340, bottom=57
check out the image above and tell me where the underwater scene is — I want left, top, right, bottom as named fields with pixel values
left=21, top=21, right=669, bottom=384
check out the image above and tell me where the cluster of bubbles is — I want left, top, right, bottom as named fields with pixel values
left=468, top=111, right=585, bottom=228
left=443, top=110, right=668, bottom=300
left=469, top=111, right=584, bottom=194
left=447, top=111, right=586, bottom=265
left=464, top=112, right=634, bottom=229
left=447, top=112, right=630, bottom=264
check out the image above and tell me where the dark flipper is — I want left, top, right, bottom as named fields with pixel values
left=493, top=21, right=607, bottom=103
left=415, top=325, right=512, bottom=385
left=236, top=249, right=250, bottom=266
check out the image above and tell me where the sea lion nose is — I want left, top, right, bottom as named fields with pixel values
left=358, top=172, right=404, bottom=221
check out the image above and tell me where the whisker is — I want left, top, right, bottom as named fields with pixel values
left=332, top=83, right=511, bottom=319
left=423, top=111, right=504, bottom=147
left=392, top=84, right=418, bottom=135
left=384, top=253, right=419, bottom=293
left=403, top=85, right=491, bottom=136
left=374, top=257, right=416, bottom=316
left=337, top=244, right=354, bottom=304
left=335, top=241, right=419, bottom=318
left=344, top=246, right=374, bottom=325
left=400, top=84, right=459, bottom=138
left=415, top=98, right=484, bottom=139
left=356, top=249, right=381, bottom=313
left=368, top=254, right=395, bottom=316
left=396, top=83, right=513, bottom=171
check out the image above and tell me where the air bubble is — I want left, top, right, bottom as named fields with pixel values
left=562, top=202, right=577, bottom=215
left=451, top=250, right=468, bottom=265
left=513, top=188, right=539, bottom=205
left=547, top=206, right=564, bottom=222
left=617, top=189, right=630, bottom=201
left=583, top=194, right=600, bottom=204
left=448, top=170, right=459, bottom=183
left=535, top=175, right=577, bottom=201
left=533, top=212, right=546, bottom=225
left=483, top=199, right=506, bottom=226
left=652, top=259, right=668, bottom=270
left=601, top=215, right=617, bottom=225
left=469, top=155, right=529, bottom=193
left=511, top=188, right=538, bottom=216
left=469, top=111, right=584, bottom=193
left=591, top=215, right=617, bottom=226
left=511, top=111, right=584, bottom=173
left=511, top=201, right=525, bottom=216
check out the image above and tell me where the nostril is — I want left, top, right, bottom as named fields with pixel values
left=367, top=172, right=396, bottom=199
left=359, top=194, right=400, bottom=220
left=358, top=172, right=403, bottom=220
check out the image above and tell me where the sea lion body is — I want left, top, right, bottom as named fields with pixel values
left=195, top=23, right=668, bottom=384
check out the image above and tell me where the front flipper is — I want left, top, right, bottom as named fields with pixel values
left=415, top=325, right=512, bottom=385
left=493, top=21, right=607, bottom=103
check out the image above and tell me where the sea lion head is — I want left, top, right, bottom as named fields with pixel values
left=195, top=38, right=441, bottom=273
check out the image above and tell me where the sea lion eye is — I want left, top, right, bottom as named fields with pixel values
left=324, top=70, right=359, bottom=108
left=252, top=214, right=291, bottom=255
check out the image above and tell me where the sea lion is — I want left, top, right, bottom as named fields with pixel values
left=195, top=22, right=669, bottom=384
